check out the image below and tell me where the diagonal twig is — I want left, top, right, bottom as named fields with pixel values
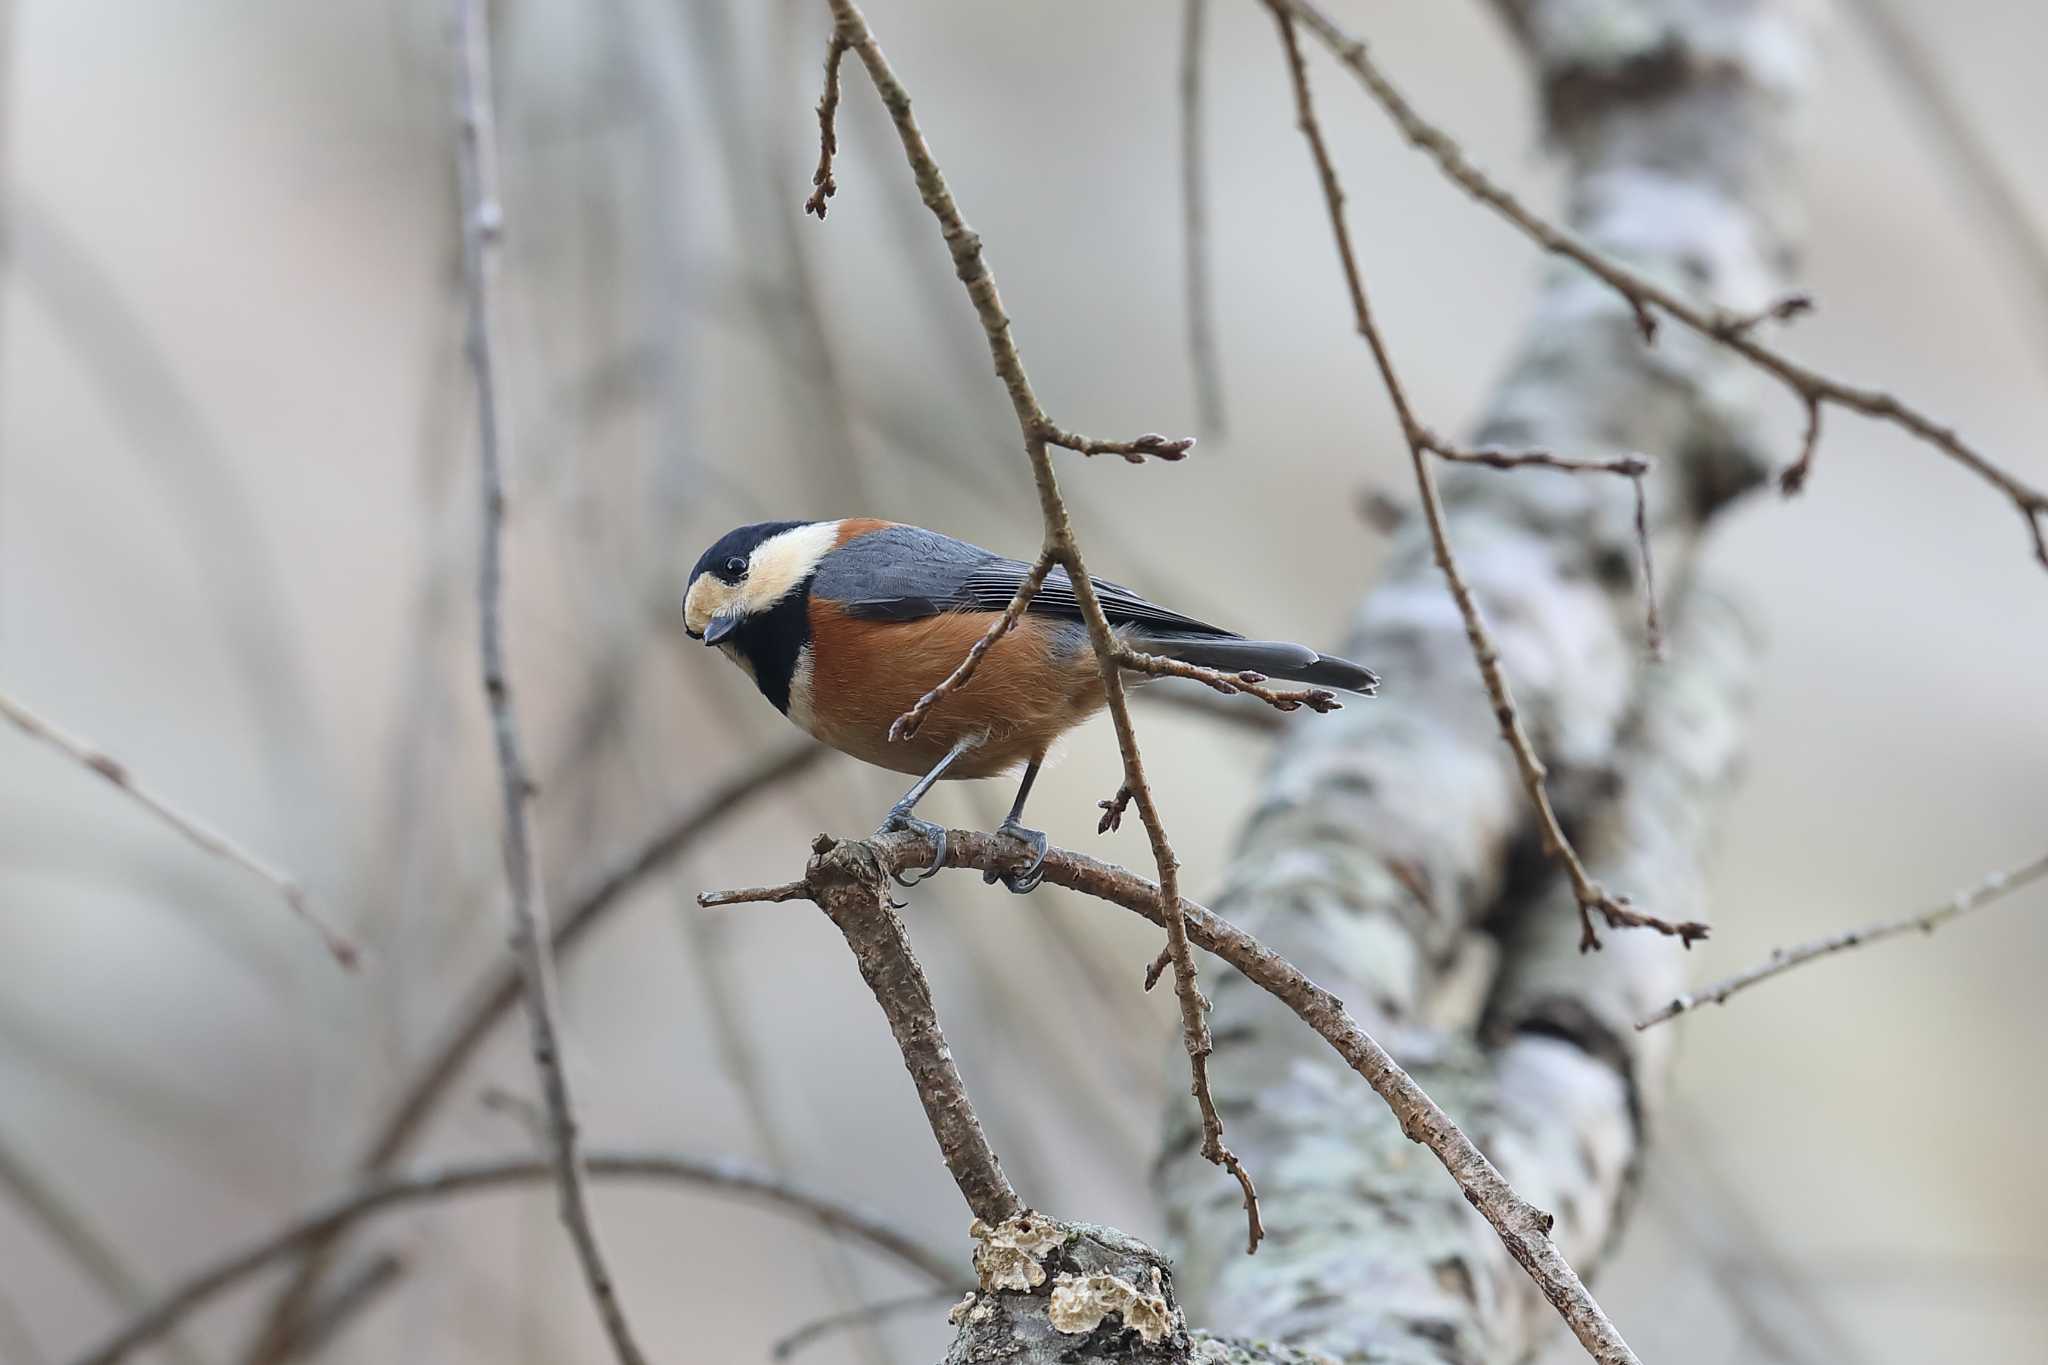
left=0, top=687, right=357, bottom=967
left=1273, top=0, right=2048, bottom=571
left=1639, top=851, right=2048, bottom=1028
left=704, top=824, right=1645, bottom=1365
left=803, top=35, right=848, bottom=218
left=453, top=3, right=647, bottom=1360
left=825, top=0, right=1262, bottom=1252
left=1265, top=4, right=1702, bottom=954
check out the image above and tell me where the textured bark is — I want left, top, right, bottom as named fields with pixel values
left=1157, top=1, right=1811, bottom=1360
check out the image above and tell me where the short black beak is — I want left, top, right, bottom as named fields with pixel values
left=702, top=614, right=739, bottom=646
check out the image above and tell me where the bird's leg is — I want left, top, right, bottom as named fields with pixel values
left=878, top=735, right=974, bottom=887
left=983, top=758, right=1049, bottom=895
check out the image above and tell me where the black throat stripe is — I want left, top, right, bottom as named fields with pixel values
left=731, top=577, right=814, bottom=713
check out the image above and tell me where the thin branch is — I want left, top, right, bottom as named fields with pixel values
left=242, top=743, right=823, bottom=1363
left=1272, top=0, right=2048, bottom=571
left=1178, top=0, right=1225, bottom=434
left=0, top=687, right=357, bottom=967
left=803, top=35, right=848, bottom=218
left=1639, top=851, right=2048, bottom=1028
left=770, top=1290, right=965, bottom=1361
left=889, top=551, right=1053, bottom=742
left=0, top=1129, right=207, bottom=1365
left=453, top=3, right=646, bottom=1361
left=1038, top=422, right=1196, bottom=463
left=65, top=1151, right=957, bottom=1365
left=1420, top=439, right=1663, bottom=655
left=825, top=0, right=1261, bottom=1251
left=1115, top=647, right=1346, bottom=712
left=707, top=825, right=1643, bottom=1365
left=1265, top=5, right=1702, bottom=953
left=804, top=836, right=1021, bottom=1224
left=280, top=1251, right=406, bottom=1362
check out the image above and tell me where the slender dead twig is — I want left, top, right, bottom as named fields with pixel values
left=1178, top=0, right=1226, bottom=435
left=1273, top=0, right=2048, bottom=570
left=1639, top=851, right=2048, bottom=1028
left=770, top=1290, right=965, bottom=1361
left=453, top=3, right=646, bottom=1361
left=703, top=824, right=1642, bottom=1365
left=242, top=743, right=825, bottom=1363
left=1116, top=647, right=1346, bottom=713
left=65, top=1151, right=957, bottom=1365
left=0, top=687, right=357, bottom=967
left=826, top=0, right=1262, bottom=1251
left=889, top=551, right=1054, bottom=742
left=803, top=35, right=848, bottom=218
left=1421, top=440, right=1663, bottom=655
left=1038, top=423, right=1195, bottom=463
left=1265, top=5, right=1702, bottom=954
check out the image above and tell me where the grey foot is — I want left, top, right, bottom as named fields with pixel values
left=879, top=808, right=948, bottom=887
left=983, top=821, right=1049, bottom=894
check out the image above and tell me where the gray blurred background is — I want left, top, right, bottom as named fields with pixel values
left=0, top=1, right=2043, bottom=1362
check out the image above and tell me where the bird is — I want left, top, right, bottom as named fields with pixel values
left=682, top=518, right=1376, bottom=893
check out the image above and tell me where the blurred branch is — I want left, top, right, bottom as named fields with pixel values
left=0, top=1127, right=206, bottom=1365
left=1265, top=5, right=1699, bottom=952
left=65, top=1151, right=959, bottom=1365
left=0, top=687, right=357, bottom=966
left=1640, top=850, right=2048, bottom=1028
left=453, top=2, right=646, bottom=1361
left=769, top=1290, right=963, bottom=1360
left=1278, top=0, right=2048, bottom=567
left=820, top=0, right=1257, bottom=1252
left=244, top=740, right=824, bottom=1359
left=1844, top=0, right=2048, bottom=364
left=1177, top=0, right=1226, bottom=434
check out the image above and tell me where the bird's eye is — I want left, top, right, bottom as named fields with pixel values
left=723, top=556, right=747, bottom=579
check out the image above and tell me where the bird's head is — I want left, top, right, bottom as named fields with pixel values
left=683, top=519, right=836, bottom=646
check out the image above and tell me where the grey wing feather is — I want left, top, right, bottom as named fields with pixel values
left=819, top=524, right=1236, bottom=638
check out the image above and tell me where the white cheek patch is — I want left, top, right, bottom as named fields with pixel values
left=787, top=644, right=817, bottom=732
left=685, top=577, right=737, bottom=635
left=739, top=522, right=841, bottom=614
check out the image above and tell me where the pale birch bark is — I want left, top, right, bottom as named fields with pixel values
left=1154, top=0, right=1814, bottom=1359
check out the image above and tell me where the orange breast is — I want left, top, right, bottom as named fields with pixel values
left=803, top=603, right=1107, bottom=778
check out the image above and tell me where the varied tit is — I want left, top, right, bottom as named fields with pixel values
left=683, top=519, right=1376, bottom=893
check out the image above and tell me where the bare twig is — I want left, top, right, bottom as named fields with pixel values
left=707, top=825, right=1644, bottom=1365
left=1040, top=424, right=1196, bottom=463
left=244, top=743, right=823, bottom=1362
left=803, top=35, right=848, bottom=218
left=453, top=3, right=646, bottom=1361
left=1115, top=648, right=1346, bottom=712
left=0, top=1129, right=206, bottom=1365
left=889, top=551, right=1053, bottom=742
left=0, top=687, right=357, bottom=967
left=825, top=0, right=1261, bottom=1251
left=1640, top=851, right=2048, bottom=1028
left=698, top=880, right=813, bottom=908
left=770, top=1290, right=965, bottom=1361
left=1273, top=0, right=2048, bottom=570
left=66, top=1151, right=957, bottom=1365
left=1178, top=0, right=1225, bottom=434
left=281, top=1251, right=406, bottom=1362
left=1265, top=5, right=1702, bottom=953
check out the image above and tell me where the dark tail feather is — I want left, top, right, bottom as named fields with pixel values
left=1139, top=634, right=1379, bottom=696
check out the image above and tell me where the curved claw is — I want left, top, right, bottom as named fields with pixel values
left=879, top=811, right=948, bottom=888
left=984, top=823, right=1048, bottom=895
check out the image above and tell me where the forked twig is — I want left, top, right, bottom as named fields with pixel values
left=1274, top=0, right=2048, bottom=570
left=827, top=0, right=1261, bottom=1251
left=1266, top=4, right=1702, bottom=953
left=1640, top=851, right=2048, bottom=1028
